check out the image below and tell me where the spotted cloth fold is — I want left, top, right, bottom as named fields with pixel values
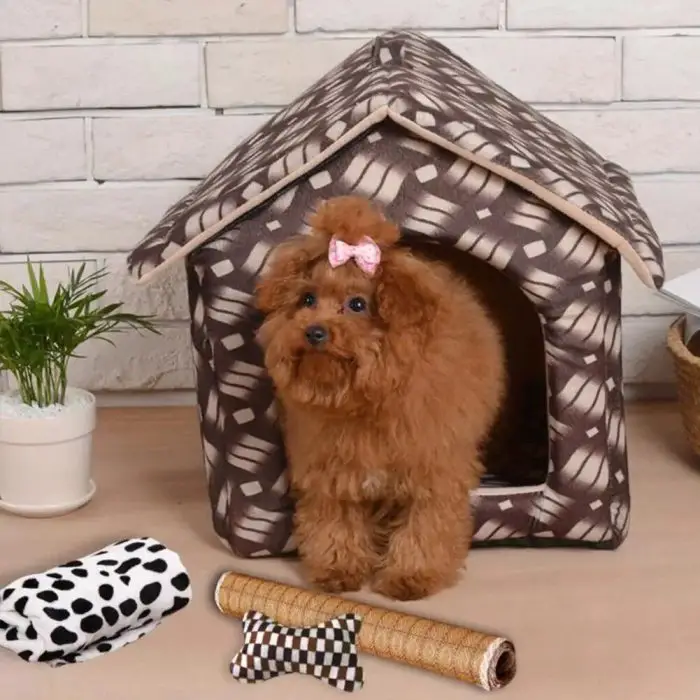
left=230, top=610, right=364, bottom=692
left=0, top=537, right=192, bottom=667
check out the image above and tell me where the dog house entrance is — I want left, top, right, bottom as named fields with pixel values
left=406, top=238, right=549, bottom=489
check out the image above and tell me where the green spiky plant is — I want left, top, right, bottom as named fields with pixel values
left=0, top=260, right=159, bottom=408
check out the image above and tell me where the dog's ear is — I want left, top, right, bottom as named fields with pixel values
left=255, top=237, right=325, bottom=314
left=375, top=251, right=441, bottom=330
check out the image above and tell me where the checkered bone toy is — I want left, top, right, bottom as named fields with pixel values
left=230, top=609, right=365, bottom=692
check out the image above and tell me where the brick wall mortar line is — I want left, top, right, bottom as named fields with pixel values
left=4, top=27, right=700, bottom=48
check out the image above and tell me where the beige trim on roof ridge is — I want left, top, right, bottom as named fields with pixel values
left=136, top=105, right=656, bottom=291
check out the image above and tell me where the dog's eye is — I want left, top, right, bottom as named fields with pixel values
left=346, top=296, right=367, bottom=314
left=300, top=292, right=316, bottom=308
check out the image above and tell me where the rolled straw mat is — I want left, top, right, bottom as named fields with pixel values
left=215, top=571, right=516, bottom=691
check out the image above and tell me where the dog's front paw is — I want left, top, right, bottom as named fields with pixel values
left=310, top=569, right=366, bottom=594
left=371, top=570, right=445, bottom=601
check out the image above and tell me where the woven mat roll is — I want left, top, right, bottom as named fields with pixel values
left=215, top=572, right=516, bottom=691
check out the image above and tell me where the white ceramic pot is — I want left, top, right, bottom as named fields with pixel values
left=0, top=387, right=97, bottom=518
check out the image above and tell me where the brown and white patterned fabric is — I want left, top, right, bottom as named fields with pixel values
left=127, top=30, right=663, bottom=290
left=125, top=31, right=662, bottom=557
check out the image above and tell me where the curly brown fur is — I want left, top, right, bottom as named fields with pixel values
left=256, top=196, right=506, bottom=600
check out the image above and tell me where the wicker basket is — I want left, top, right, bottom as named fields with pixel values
left=667, top=315, right=700, bottom=456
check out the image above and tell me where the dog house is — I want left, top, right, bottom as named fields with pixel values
left=127, top=31, right=665, bottom=558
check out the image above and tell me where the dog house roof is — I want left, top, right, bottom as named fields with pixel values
left=127, top=30, right=664, bottom=289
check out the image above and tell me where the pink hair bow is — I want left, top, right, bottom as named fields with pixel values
left=328, top=235, right=381, bottom=276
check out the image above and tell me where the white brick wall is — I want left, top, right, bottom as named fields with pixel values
left=507, top=0, right=700, bottom=29
left=546, top=108, right=700, bottom=175
left=623, top=37, right=700, bottom=101
left=1, top=1, right=699, bottom=397
left=0, top=118, right=85, bottom=184
left=1, top=43, right=201, bottom=111
left=92, top=114, right=269, bottom=180
left=296, top=0, right=500, bottom=32
left=206, top=39, right=367, bottom=107
left=0, top=0, right=81, bottom=40
left=0, top=183, right=193, bottom=251
left=445, top=37, right=617, bottom=102
left=88, top=0, right=289, bottom=37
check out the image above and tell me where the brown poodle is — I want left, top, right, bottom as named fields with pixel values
left=255, top=196, right=506, bottom=601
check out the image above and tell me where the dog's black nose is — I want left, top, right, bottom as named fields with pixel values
left=305, top=325, right=328, bottom=346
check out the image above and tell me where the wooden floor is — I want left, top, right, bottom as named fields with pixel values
left=2, top=402, right=700, bottom=699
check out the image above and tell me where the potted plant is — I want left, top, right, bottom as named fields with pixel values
left=0, top=260, right=158, bottom=517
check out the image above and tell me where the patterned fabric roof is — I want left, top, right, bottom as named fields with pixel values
left=127, top=30, right=664, bottom=289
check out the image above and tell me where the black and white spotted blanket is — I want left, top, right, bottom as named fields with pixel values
left=0, top=537, right=192, bottom=667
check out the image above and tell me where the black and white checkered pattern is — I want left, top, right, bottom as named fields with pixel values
left=230, top=610, right=364, bottom=692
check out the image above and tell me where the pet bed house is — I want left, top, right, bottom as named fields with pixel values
left=127, top=31, right=666, bottom=558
